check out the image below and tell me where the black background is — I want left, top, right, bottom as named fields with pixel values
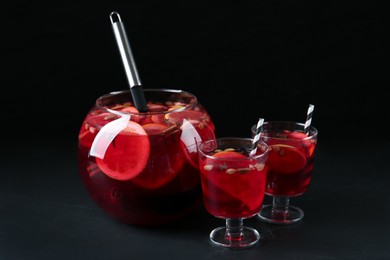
left=3, top=0, right=389, bottom=143
left=2, top=1, right=390, bottom=259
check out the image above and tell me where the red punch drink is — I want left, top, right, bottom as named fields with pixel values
left=198, top=138, right=268, bottom=219
left=262, top=125, right=317, bottom=196
left=77, top=89, right=215, bottom=226
left=252, top=121, right=318, bottom=224
left=198, top=137, right=269, bottom=248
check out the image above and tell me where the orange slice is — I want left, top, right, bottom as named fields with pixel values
left=142, top=123, right=169, bottom=135
left=213, top=151, right=246, bottom=159
left=96, top=121, right=150, bottom=181
left=131, top=123, right=184, bottom=189
left=176, top=113, right=215, bottom=169
left=267, top=144, right=306, bottom=174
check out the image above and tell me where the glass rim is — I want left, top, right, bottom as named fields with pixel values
left=95, top=88, right=199, bottom=115
left=198, top=137, right=269, bottom=161
left=251, top=121, right=318, bottom=140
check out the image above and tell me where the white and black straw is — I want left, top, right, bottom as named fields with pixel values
left=304, top=104, right=314, bottom=135
left=249, top=118, right=264, bottom=156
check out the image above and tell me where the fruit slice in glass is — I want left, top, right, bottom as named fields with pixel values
left=175, top=112, right=215, bottom=169
left=203, top=151, right=266, bottom=215
left=130, top=123, right=184, bottom=189
left=95, top=120, right=150, bottom=181
left=267, top=144, right=307, bottom=174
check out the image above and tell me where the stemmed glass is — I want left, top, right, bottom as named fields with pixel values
left=198, top=137, right=269, bottom=248
left=251, top=121, right=318, bottom=224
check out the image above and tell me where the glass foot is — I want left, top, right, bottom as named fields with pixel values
left=258, top=204, right=304, bottom=224
left=209, top=226, right=260, bottom=248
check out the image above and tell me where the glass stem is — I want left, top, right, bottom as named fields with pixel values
left=271, top=196, right=290, bottom=217
left=225, top=218, right=244, bottom=240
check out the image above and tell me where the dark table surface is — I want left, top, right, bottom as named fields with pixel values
left=1, top=139, right=389, bottom=260
left=2, top=0, right=390, bottom=258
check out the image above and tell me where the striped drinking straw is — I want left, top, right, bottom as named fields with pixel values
left=304, top=104, right=315, bottom=135
left=249, top=118, right=264, bottom=156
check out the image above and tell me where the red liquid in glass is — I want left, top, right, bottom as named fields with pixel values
left=264, top=131, right=317, bottom=196
left=199, top=150, right=267, bottom=219
left=78, top=101, right=215, bottom=225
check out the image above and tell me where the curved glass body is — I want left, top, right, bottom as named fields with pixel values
left=198, top=138, right=269, bottom=219
left=252, top=121, right=318, bottom=224
left=77, top=89, right=215, bottom=226
left=198, top=137, right=269, bottom=248
left=252, top=121, right=318, bottom=197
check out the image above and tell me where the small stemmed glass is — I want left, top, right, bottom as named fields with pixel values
left=198, top=137, right=269, bottom=248
left=252, top=121, right=318, bottom=224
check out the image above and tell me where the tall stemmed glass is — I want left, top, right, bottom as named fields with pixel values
left=198, top=137, right=269, bottom=248
left=252, top=121, right=318, bottom=224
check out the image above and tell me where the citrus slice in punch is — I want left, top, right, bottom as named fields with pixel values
left=130, top=123, right=184, bottom=189
left=203, top=151, right=265, bottom=214
left=148, top=104, right=169, bottom=124
left=288, top=131, right=316, bottom=157
left=142, top=123, right=169, bottom=135
left=179, top=118, right=216, bottom=169
left=213, top=151, right=246, bottom=159
left=180, top=141, right=199, bottom=169
left=79, top=112, right=119, bottom=148
left=96, top=121, right=150, bottom=181
left=213, top=151, right=248, bottom=169
left=165, top=110, right=208, bottom=125
left=287, top=131, right=307, bottom=139
left=171, top=110, right=216, bottom=170
left=267, top=144, right=306, bottom=174
left=120, top=106, right=141, bottom=123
